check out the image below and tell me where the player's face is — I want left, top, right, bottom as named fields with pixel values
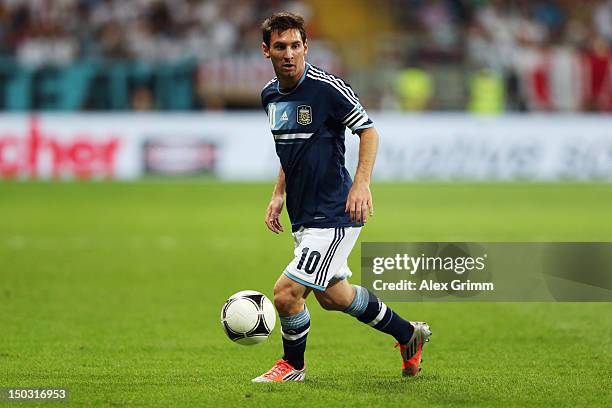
left=262, top=29, right=308, bottom=85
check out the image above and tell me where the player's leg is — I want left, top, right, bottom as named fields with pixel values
left=316, top=277, right=431, bottom=376
left=313, top=277, right=355, bottom=311
left=313, top=227, right=432, bottom=377
left=260, top=227, right=352, bottom=380
left=315, top=277, right=414, bottom=344
left=273, top=274, right=311, bottom=370
left=253, top=228, right=315, bottom=383
left=252, top=274, right=310, bottom=383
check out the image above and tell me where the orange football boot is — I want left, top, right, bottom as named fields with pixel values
left=252, top=359, right=306, bottom=383
left=396, top=322, right=432, bottom=377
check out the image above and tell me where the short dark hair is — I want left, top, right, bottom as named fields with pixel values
left=261, top=12, right=307, bottom=47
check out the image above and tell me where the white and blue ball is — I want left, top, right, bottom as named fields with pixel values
left=221, top=290, right=276, bottom=345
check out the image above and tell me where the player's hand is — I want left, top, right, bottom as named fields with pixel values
left=265, top=195, right=285, bottom=234
left=345, top=181, right=374, bottom=223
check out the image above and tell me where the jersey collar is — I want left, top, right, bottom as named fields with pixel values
left=277, top=62, right=310, bottom=95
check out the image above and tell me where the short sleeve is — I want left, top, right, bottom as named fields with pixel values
left=261, top=78, right=277, bottom=111
left=324, top=76, right=373, bottom=134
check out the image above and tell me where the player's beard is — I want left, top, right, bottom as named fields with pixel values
left=279, top=61, right=303, bottom=80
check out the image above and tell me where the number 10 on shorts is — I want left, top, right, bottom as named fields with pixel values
left=284, top=227, right=362, bottom=291
left=297, top=248, right=321, bottom=274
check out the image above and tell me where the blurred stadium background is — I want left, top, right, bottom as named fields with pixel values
left=0, top=0, right=610, bottom=182
left=0, top=0, right=610, bottom=112
left=1, top=1, right=611, bottom=406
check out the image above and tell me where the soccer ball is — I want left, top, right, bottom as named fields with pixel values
left=221, top=290, right=276, bottom=345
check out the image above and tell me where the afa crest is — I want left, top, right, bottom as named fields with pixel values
left=297, top=105, right=312, bottom=126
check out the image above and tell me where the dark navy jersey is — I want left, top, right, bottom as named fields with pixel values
left=261, top=63, right=374, bottom=232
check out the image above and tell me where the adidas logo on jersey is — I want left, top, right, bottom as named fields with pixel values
left=280, top=111, right=288, bottom=121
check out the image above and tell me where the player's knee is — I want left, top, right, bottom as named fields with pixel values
left=316, top=295, right=348, bottom=311
left=273, top=285, right=302, bottom=315
left=273, top=293, right=291, bottom=314
left=317, top=296, right=338, bottom=311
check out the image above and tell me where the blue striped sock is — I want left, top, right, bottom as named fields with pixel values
left=344, top=285, right=414, bottom=344
left=279, top=305, right=310, bottom=370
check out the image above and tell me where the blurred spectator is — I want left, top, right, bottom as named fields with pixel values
left=396, top=67, right=434, bottom=110
left=469, top=68, right=505, bottom=114
left=549, top=44, right=582, bottom=111
left=581, top=35, right=612, bottom=111
left=131, top=85, right=156, bottom=111
left=533, top=0, right=564, bottom=34
left=594, top=0, right=612, bottom=43
left=419, top=0, right=460, bottom=58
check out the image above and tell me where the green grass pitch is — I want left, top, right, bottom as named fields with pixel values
left=1, top=182, right=611, bottom=407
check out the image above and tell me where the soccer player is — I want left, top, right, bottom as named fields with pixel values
left=253, top=12, right=431, bottom=383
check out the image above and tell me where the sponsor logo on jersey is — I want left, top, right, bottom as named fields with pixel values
left=297, top=105, right=312, bottom=125
left=280, top=111, right=288, bottom=121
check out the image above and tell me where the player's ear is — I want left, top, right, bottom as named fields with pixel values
left=303, top=40, right=308, bottom=56
left=262, top=42, right=270, bottom=59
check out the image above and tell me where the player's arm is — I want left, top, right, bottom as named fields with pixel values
left=321, top=72, right=377, bottom=223
left=265, top=166, right=286, bottom=234
left=346, top=126, right=379, bottom=223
